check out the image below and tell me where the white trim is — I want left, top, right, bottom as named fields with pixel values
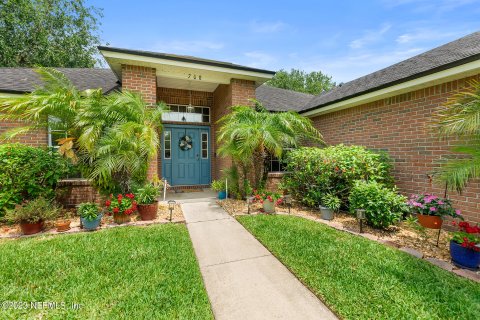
left=302, top=59, right=480, bottom=117
left=100, top=50, right=274, bottom=82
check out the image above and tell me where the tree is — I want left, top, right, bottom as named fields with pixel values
left=433, top=80, right=480, bottom=192
left=0, top=0, right=103, bottom=67
left=0, top=68, right=166, bottom=194
left=216, top=103, right=323, bottom=196
left=266, top=69, right=335, bottom=95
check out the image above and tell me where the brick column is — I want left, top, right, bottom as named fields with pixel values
left=121, top=65, right=158, bottom=180
left=212, top=78, right=256, bottom=180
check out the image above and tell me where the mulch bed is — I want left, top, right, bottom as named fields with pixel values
left=0, top=203, right=184, bottom=239
left=218, top=199, right=453, bottom=262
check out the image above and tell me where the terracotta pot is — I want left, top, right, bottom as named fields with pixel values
left=138, top=202, right=158, bottom=221
left=56, top=219, right=71, bottom=232
left=263, top=201, right=276, bottom=214
left=417, top=214, right=443, bottom=229
left=20, top=220, right=43, bottom=235
left=113, top=212, right=131, bottom=224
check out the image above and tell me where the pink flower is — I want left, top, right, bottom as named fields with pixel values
left=429, top=207, right=437, bottom=212
left=455, top=209, right=462, bottom=215
left=437, top=201, right=444, bottom=205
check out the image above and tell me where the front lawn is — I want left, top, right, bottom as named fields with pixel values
left=0, top=224, right=213, bottom=319
left=238, top=215, right=480, bottom=320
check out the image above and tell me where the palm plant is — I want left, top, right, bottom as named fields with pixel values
left=433, top=80, right=480, bottom=192
left=0, top=68, right=166, bottom=194
left=217, top=103, right=323, bottom=195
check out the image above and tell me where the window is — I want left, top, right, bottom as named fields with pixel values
left=47, top=117, right=67, bottom=148
left=201, top=133, right=208, bottom=159
left=162, top=104, right=210, bottom=123
left=264, top=149, right=293, bottom=172
left=164, top=131, right=171, bottom=159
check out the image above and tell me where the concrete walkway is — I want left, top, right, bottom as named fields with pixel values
left=182, top=199, right=338, bottom=320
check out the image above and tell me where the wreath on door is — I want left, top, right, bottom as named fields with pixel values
left=179, top=135, right=193, bottom=151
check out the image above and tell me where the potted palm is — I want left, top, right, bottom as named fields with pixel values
left=105, top=193, right=137, bottom=224
left=5, top=197, right=59, bottom=235
left=450, top=221, right=480, bottom=270
left=78, top=202, right=102, bottom=231
left=407, top=194, right=461, bottom=229
left=319, top=193, right=341, bottom=220
left=211, top=180, right=227, bottom=199
left=253, top=190, right=282, bottom=214
left=136, top=183, right=160, bottom=221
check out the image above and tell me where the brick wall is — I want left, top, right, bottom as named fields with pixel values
left=121, top=64, right=158, bottom=179
left=157, top=87, right=214, bottom=107
left=0, top=120, right=48, bottom=147
left=56, top=179, right=102, bottom=208
left=310, top=75, right=480, bottom=223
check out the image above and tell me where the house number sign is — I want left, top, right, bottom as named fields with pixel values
left=187, top=73, right=202, bottom=80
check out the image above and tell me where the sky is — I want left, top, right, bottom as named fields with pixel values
left=88, top=0, right=480, bottom=83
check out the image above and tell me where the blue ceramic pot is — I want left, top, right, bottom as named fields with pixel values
left=218, top=191, right=227, bottom=200
left=81, top=213, right=103, bottom=231
left=450, top=240, right=480, bottom=270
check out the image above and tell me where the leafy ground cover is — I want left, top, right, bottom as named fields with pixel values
left=237, top=214, right=480, bottom=320
left=0, top=224, right=212, bottom=319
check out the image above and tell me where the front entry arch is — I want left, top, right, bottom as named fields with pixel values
left=162, top=124, right=211, bottom=186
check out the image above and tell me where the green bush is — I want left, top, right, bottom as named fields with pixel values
left=283, top=145, right=393, bottom=207
left=135, top=183, right=160, bottom=205
left=321, top=193, right=341, bottom=212
left=349, top=180, right=407, bottom=229
left=0, top=144, right=69, bottom=216
left=5, top=197, right=60, bottom=224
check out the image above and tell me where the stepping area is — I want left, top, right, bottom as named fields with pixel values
left=182, top=198, right=338, bottom=320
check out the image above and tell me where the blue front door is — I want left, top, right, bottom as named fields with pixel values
left=162, top=125, right=211, bottom=186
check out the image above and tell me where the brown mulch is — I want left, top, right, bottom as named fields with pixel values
left=0, top=203, right=184, bottom=239
left=217, top=199, right=453, bottom=262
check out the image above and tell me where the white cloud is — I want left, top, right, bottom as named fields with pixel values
left=349, top=24, right=391, bottom=49
left=250, top=21, right=287, bottom=33
left=151, top=40, right=224, bottom=54
left=396, top=29, right=467, bottom=44
left=243, top=51, right=278, bottom=69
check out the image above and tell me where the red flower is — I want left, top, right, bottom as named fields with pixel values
left=117, top=194, right=123, bottom=201
left=125, top=209, right=132, bottom=215
left=105, top=200, right=111, bottom=207
left=126, top=193, right=135, bottom=199
left=113, top=207, right=119, bottom=213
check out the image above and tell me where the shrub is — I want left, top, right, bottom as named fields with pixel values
left=78, top=202, right=101, bottom=222
left=211, top=179, right=226, bottom=192
left=135, top=183, right=160, bottom=205
left=283, top=145, right=393, bottom=207
left=5, top=197, right=60, bottom=224
left=321, top=193, right=341, bottom=212
left=0, top=144, right=69, bottom=216
left=349, top=180, right=407, bottom=229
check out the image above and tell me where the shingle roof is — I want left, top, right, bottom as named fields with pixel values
left=302, top=31, right=480, bottom=112
left=255, top=85, right=314, bottom=112
left=0, top=68, right=119, bottom=94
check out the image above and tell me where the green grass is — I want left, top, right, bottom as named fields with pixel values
left=237, top=215, right=480, bottom=320
left=0, top=224, right=213, bottom=320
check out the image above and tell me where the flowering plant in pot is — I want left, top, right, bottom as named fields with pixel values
left=5, top=197, right=59, bottom=235
left=135, top=183, right=160, bottom=221
left=407, top=194, right=461, bottom=229
left=78, top=202, right=102, bottom=231
left=450, top=221, right=480, bottom=270
left=105, top=193, right=137, bottom=224
left=319, top=193, right=341, bottom=221
left=253, top=190, right=282, bottom=214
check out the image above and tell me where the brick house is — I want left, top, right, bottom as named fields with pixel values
left=1, top=31, right=479, bottom=222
